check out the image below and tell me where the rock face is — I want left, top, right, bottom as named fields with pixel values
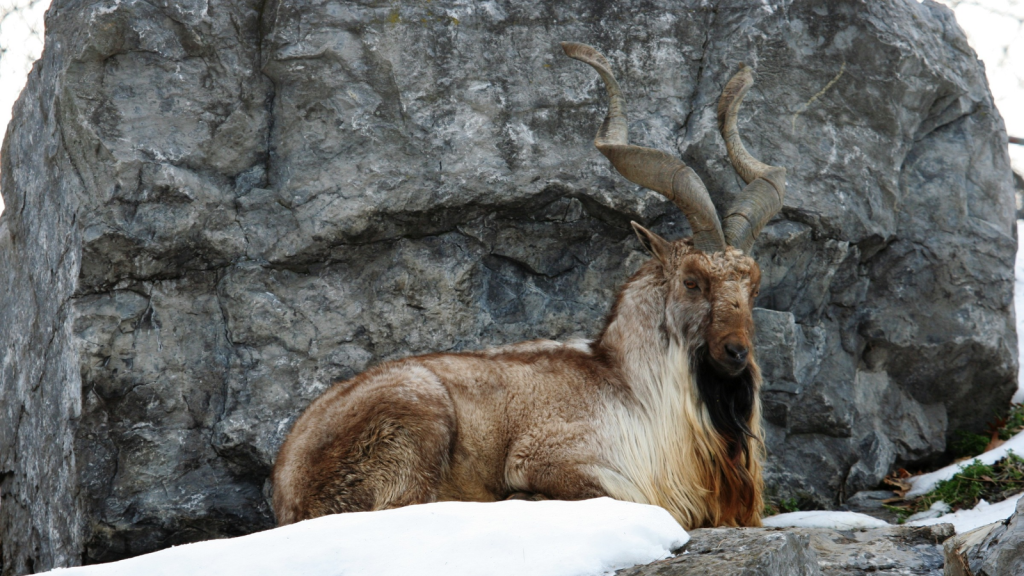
left=0, top=0, right=1017, bottom=572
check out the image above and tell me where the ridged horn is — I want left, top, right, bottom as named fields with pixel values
left=717, top=64, right=786, bottom=253
left=562, top=41, right=726, bottom=254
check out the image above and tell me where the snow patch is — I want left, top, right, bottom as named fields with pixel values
left=906, top=429, right=1024, bottom=499
left=761, top=510, right=890, bottom=530
left=42, top=498, right=688, bottom=576
left=908, top=492, right=1023, bottom=534
left=905, top=500, right=951, bottom=522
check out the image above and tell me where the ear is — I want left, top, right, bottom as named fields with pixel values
left=631, top=221, right=672, bottom=263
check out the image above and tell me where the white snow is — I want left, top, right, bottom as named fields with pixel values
left=41, top=498, right=688, bottom=576
left=761, top=498, right=1023, bottom=535
left=904, top=499, right=951, bottom=522
left=936, top=0, right=1024, bottom=174
left=906, top=429, right=1024, bottom=499
left=908, top=493, right=1023, bottom=534
left=761, top=510, right=890, bottom=530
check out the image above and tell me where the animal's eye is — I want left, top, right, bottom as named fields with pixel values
left=684, top=280, right=700, bottom=291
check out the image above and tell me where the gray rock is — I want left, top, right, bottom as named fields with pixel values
left=0, top=0, right=1017, bottom=572
left=617, top=527, right=821, bottom=576
left=1013, top=172, right=1023, bottom=220
left=619, top=524, right=953, bottom=576
left=842, top=490, right=902, bottom=524
left=806, top=524, right=953, bottom=576
left=944, top=496, right=1024, bottom=576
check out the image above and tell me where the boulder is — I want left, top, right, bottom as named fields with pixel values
left=944, top=496, right=1024, bottom=576
left=840, top=490, right=902, bottom=524
left=803, top=524, right=952, bottom=575
left=0, top=0, right=1016, bottom=572
left=618, top=527, right=821, bottom=576
left=620, top=523, right=953, bottom=576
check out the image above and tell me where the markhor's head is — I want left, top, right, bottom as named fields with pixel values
left=563, top=41, right=784, bottom=379
left=633, top=229, right=760, bottom=377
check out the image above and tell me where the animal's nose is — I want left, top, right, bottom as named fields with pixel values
left=724, top=343, right=748, bottom=365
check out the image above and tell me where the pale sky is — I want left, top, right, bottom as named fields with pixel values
left=0, top=0, right=45, bottom=214
left=938, top=0, right=1024, bottom=173
left=0, top=0, right=1021, bottom=215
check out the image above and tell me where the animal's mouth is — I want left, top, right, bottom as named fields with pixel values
left=708, top=353, right=748, bottom=378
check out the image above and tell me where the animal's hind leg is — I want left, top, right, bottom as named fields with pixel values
left=355, top=397, right=457, bottom=511
left=278, top=365, right=457, bottom=521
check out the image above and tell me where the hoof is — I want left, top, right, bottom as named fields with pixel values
left=504, top=492, right=548, bottom=501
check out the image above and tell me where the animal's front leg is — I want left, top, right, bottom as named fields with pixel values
left=505, top=427, right=609, bottom=502
left=523, top=464, right=609, bottom=501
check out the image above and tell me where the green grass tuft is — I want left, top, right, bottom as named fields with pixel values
left=779, top=497, right=800, bottom=513
left=999, top=404, right=1024, bottom=441
left=887, top=452, right=1024, bottom=523
left=763, top=496, right=807, bottom=517
left=951, top=430, right=990, bottom=459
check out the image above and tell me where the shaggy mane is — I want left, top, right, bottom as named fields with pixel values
left=691, top=346, right=761, bottom=527
left=692, top=347, right=756, bottom=458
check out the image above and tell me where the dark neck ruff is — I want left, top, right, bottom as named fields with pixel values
left=691, top=347, right=755, bottom=459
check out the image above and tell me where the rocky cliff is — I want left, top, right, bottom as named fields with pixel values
left=0, top=0, right=1017, bottom=572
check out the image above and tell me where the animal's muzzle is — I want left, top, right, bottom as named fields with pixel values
left=711, top=341, right=750, bottom=375
left=724, top=343, right=748, bottom=365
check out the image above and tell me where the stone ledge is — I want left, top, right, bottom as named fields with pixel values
left=619, top=524, right=954, bottom=576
